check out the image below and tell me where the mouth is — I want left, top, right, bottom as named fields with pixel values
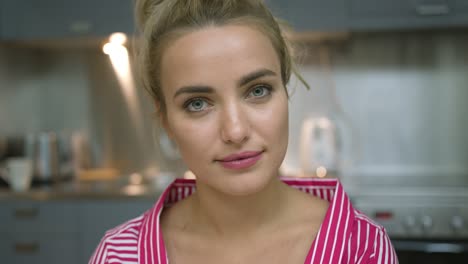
left=216, top=150, right=264, bottom=170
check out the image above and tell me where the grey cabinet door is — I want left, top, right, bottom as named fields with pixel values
left=80, top=200, right=154, bottom=263
left=350, top=0, right=468, bottom=30
left=0, top=0, right=3, bottom=39
left=266, top=0, right=348, bottom=31
left=0, top=201, right=79, bottom=233
left=453, top=0, right=468, bottom=23
left=2, top=0, right=135, bottom=40
left=0, top=232, right=80, bottom=264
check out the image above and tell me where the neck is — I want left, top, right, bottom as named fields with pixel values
left=190, top=177, right=289, bottom=239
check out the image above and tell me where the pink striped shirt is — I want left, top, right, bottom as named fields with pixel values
left=89, top=178, right=398, bottom=264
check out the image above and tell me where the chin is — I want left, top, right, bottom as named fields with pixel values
left=215, top=169, right=278, bottom=196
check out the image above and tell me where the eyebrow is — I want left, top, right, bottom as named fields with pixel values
left=237, top=68, right=277, bottom=87
left=173, top=68, right=277, bottom=99
left=173, top=85, right=214, bottom=99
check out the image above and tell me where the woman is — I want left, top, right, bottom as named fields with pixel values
left=90, top=0, right=398, bottom=263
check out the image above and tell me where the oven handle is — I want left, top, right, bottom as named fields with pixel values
left=393, top=240, right=468, bottom=254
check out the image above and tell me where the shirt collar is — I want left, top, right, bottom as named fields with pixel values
left=138, top=177, right=353, bottom=264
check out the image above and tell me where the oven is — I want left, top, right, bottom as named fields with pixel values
left=393, top=238, right=468, bottom=263
left=347, top=174, right=468, bottom=264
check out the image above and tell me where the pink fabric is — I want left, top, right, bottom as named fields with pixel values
left=89, top=177, right=398, bottom=264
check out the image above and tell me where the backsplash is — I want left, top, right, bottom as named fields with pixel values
left=1, top=30, right=467, bottom=178
left=286, top=30, right=468, bottom=178
left=0, top=45, right=90, bottom=134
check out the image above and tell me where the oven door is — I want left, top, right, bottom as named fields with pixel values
left=394, top=239, right=468, bottom=264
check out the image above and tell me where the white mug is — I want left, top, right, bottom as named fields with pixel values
left=1, top=158, right=33, bottom=192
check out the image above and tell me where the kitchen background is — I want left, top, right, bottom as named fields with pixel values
left=1, top=0, right=468, bottom=263
left=1, top=31, right=467, bottom=180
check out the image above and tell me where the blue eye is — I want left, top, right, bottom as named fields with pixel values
left=186, top=98, right=208, bottom=112
left=248, top=85, right=272, bottom=98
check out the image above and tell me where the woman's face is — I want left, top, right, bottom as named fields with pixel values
left=160, top=25, right=289, bottom=196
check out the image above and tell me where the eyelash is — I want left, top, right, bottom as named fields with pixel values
left=246, top=84, right=273, bottom=99
left=183, top=97, right=211, bottom=112
left=182, top=84, right=274, bottom=113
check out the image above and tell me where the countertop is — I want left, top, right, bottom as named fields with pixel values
left=0, top=181, right=164, bottom=201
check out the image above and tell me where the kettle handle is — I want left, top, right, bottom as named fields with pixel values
left=0, top=166, right=10, bottom=183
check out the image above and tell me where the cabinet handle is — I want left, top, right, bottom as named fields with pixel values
left=416, top=4, right=450, bottom=16
left=14, top=208, right=39, bottom=219
left=14, top=242, right=40, bottom=254
left=69, top=21, right=92, bottom=34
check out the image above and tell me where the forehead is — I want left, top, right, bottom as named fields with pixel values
left=160, top=25, right=281, bottom=93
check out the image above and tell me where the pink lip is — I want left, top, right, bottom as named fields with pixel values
left=217, top=151, right=263, bottom=170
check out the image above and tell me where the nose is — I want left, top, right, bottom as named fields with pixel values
left=220, top=103, right=250, bottom=145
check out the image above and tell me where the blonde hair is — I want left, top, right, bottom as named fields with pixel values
left=134, top=0, right=307, bottom=114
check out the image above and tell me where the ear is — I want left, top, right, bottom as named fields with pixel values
left=155, top=100, right=174, bottom=140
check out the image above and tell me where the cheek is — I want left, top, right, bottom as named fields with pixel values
left=167, top=114, right=217, bottom=158
left=255, top=98, right=289, bottom=141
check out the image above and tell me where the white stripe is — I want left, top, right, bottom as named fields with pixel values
left=109, top=233, right=138, bottom=239
left=355, top=211, right=381, bottom=228
left=109, top=261, right=137, bottom=264
left=377, top=229, right=384, bottom=263
left=107, top=239, right=138, bottom=245
left=369, top=228, right=379, bottom=259
left=384, top=231, right=390, bottom=264
left=137, top=217, right=143, bottom=264
left=323, top=188, right=329, bottom=201
left=347, top=232, right=353, bottom=264
left=105, top=216, right=144, bottom=237
left=319, top=184, right=339, bottom=264
left=366, top=223, right=371, bottom=253
left=356, top=223, right=370, bottom=264
left=354, top=220, right=361, bottom=263
left=107, top=252, right=138, bottom=258
left=321, top=189, right=327, bottom=200
left=106, top=245, right=137, bottom=251
left=96, top=238, right=112, bottom=264
left=178, top=187, right=183, bottom=201
left=118, top=233, right=138, bottom=239
left=337, top=200, right=351, bottom=263
left=156, top=209, right=163, bottom=263
left=102, top=248, right=109, bottom=264
left=148, top=202, right=157, bottom=263
left=153, top=188, right=170, bottom=264
left=328, top=186, right=345, bottom=264
left=127, top=228, right=139, bottom=235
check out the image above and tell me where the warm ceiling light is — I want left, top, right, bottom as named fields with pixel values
left=109, top=32, right=127, bottom=45
left=102, top=43, right=112, bottom=55
left=316, top=166, right=328, bottom=178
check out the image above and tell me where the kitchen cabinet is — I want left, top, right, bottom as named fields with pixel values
left=0, top=198, right=154, bottom=264
left=350, top=0, right=468, bottom=30
left=0, top=201, right=80, bottom=233
left=0, top=201, right=80, bottom=264
left=0, top=232, right=80, bottom=264
left=266, top=0, right=348, bottom=31
left=1, top=0, right=135, bottom=40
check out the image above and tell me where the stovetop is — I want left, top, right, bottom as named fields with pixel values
left=343, top=174, right=468, bottom=239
